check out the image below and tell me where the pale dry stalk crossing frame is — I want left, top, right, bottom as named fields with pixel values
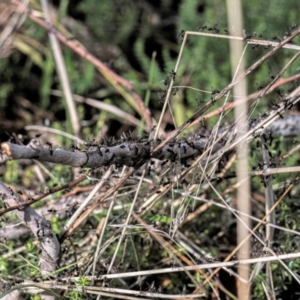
left=227, top=0, right=250, bottom=298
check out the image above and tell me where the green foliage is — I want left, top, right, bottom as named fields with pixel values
left=30, top=295, right=42, bottom=300
left=0, top=58, right=14, bottom=109
left=0, top=257, right=8, bottom=274
left=78, top=1, right=138, bottom=45
left=66, top=276, right=91, bottom=300
left=3, top=161, right=19, bottom=184
left=40, top=50, right=54, bottom=109
left=64, top=48, right=96, bottom=95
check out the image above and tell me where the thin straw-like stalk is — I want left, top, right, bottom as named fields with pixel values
left=40, top=0, right=80, bottom=137
left=226, top=0, right=250, bottom=299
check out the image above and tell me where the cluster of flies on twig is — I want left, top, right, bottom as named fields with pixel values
left=158, top=68, right=178, bottom=103
left=155, top=20, right=300, bottom=195
left=161, top=23, right=299, bottom=108
left=177, top=22, right=298, bottom=46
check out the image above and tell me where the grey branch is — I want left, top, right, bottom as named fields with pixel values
left=0, top=116, right=300, bottom=169
left=1, top=194, right=84, bottom=241
left=0, top=181, right=60, bottom=276
left=0, top=135, right=216, bottom=168
left=262, top=115, right=300, bottom=136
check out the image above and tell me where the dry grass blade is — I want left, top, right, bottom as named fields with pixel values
left=39, top=0, right=80, bottom=137
left=227, top=1, right=250, bottom=298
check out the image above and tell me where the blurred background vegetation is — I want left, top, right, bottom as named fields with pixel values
left=1, top=0, right=300, bottom=299
left=1, top=0, right=300, bottom=140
